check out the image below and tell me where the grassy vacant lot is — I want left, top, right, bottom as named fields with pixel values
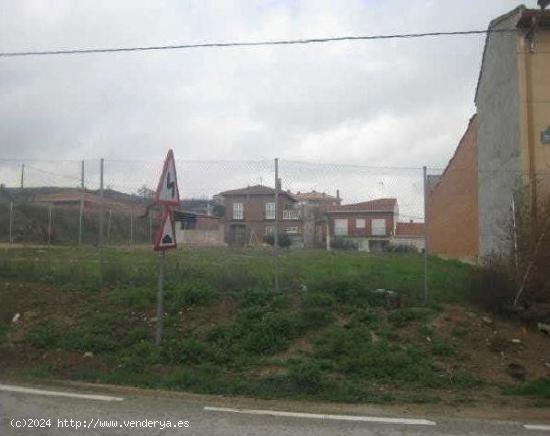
left=0, top=246, right=548, bottom=406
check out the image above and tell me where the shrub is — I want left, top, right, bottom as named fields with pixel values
left=302, top=291, right=336, bottom=308
left=388, top=308, right=431, bottom=327
left=287, top=359, right=325, bottom=394
left=469, top=257, right=516, bottom=315
left=162, top=338, right=213, bottom=364
left=301, top=307, right=334, bottom=328
left=26, top=322, right=59, bottom=348
left=0, top=325, right=9, bottom=344
left=109, top=286, right=155, bottom=309
left=431, top=340, right=457, bottom=357
left=330, top=237, right=358, bottom=250
left=506, top=378, right=550, bottom=399
left=349, top=308, right=378, bottom=327
left=119, top=340, right=160, bottom=372
left=166, top=280, right=215, bottom=309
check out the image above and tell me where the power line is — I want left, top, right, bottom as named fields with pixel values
left=0, top=28, right=517, bottom=58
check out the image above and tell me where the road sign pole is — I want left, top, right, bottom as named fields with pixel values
left=155, top=250, right=166, bottom=346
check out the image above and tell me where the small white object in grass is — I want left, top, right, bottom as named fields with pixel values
left=12, top=313, right=20, bottom=323
left=83, top=352, right=93, bottom=358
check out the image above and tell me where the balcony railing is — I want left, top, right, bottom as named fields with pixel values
left=283, top=209, right=301, bottom=220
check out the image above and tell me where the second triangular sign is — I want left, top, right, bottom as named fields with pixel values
left=154, top=209, right=177, bottom=251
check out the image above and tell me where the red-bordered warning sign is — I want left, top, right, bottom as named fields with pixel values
left=153, top=208, right=177, bottom=251
left=155, top=149, right=180, bottom=206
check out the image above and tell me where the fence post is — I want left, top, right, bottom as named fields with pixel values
left=107, top=209, right=112, bottom=244
left=48, top=203, right=52, bottom=245
left=99, top=159, right=104, bottom=247
left=99, top=159, right=104, bottom=285
left=423, top=166, right=429, bottom=304
left=20, top=163, right=24, bottom=191
left=130, top=207, right=134, bottom=245
left=9, top=201, right=13, bottom=244
left=79, top=160, right=84, bottom=246
left=149, top=213, right=153, bottom=243
left=274, top=158, right=280, bottom=292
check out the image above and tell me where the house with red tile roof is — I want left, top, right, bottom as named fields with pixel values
left=325, top=198, right=399, bottom=252
left=325, top=198, right=425, bottom=252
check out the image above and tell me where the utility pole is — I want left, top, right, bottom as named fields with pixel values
left=274, top=158, right=280, bottom=293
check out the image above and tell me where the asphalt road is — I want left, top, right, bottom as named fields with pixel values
left=0, top=382, right=549, bottom=436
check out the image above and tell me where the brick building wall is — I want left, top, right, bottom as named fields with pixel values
left=427, top=115, right=479, bottom=260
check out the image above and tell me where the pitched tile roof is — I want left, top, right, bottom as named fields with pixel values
left=294, top=190, right=339, bottom=201
left=396, top=222, right=425, bottom=237
left=219, top=184, right=295, bottom=199
left=327, top=198, right=397, bottom=213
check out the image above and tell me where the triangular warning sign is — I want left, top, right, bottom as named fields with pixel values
left=154, top=209, right=177, bottom=251
left=155, top=149, right=180, bottom=206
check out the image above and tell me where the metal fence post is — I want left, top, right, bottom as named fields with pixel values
left=423, top=166, right=429, bottom=304
left=48, top=203, right=52, bottom=245
left=130, top=207, right=134, bottom=245
left=79, top=160, right=84, bottom=246
left=99, top=159, right=104, bottom=247
left=9, top=201, right=13, bottom=244
left=149, top=213, right=153, bottom=243
left=274, top=158, right=280, bottom=292
left=99, top=159, right=104, bottom=284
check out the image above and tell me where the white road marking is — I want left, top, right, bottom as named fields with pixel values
left=524, top=424, right=550, bottom=431
left=204, top=406, right=436, bottom=426
left=0, top=384, right=124, bottom=402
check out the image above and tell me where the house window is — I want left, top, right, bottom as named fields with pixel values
left=265, top=225, right=274, bottom=235
left=334, top=219, right=348, bottom=236
left=265, top=202, right=276, bottom=220
left=356, top=218, right=366, bottom=229
left=285, top=226, right=299, bottom=234
left=371, top=218, right=386, bottom=236
left=233, top=202, right=243, bottom=220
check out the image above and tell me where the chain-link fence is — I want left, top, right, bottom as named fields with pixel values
left=2, top=156, right=549, bottom=304
left=0, top=157, right=429, bottom=249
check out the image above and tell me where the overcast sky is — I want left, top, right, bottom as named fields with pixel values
left=0, top=1, right=536, bottom=165
left=0, top=1, right=537, bottom=216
